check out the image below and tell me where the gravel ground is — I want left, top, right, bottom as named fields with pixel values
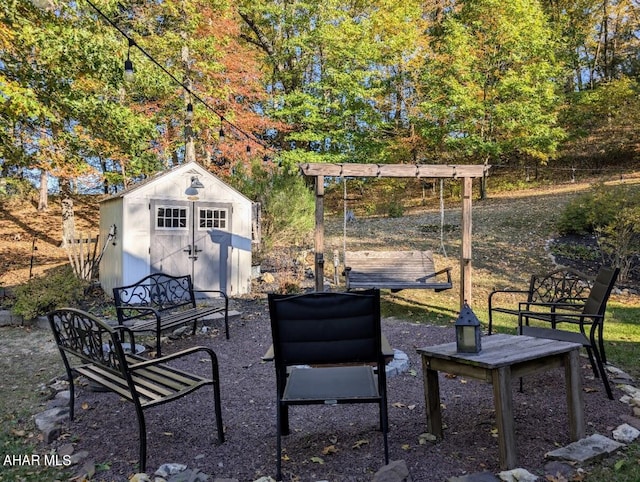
left=47, top=296, right=632, bottom=482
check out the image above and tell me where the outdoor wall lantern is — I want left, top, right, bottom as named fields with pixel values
left=455, top=301, right=482, bottom=354
left=185, top=176, right=204, bottom=199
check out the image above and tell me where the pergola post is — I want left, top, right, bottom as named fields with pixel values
left=314, top=175, right=325, bottom=292
left=460, top=176, right=473, bottom=309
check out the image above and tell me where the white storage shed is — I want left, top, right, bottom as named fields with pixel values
left=99, top=161, right=254, bottom=297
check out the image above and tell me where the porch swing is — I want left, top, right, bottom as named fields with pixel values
left=341, top=177, right=453, bottom=292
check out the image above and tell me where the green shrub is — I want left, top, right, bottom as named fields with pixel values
left=387, top=199, right=404, bottom=218
left=11, top=265, right=88, bottom=320
left=596, top=206, right=640, bottom=281
left=556, top=183, right=640, bottom=282
left=230, top=160, right=315, bottom=249
left=557, top=183, right=640, bottom=235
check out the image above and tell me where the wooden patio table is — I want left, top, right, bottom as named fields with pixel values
left=417, top=333, right=585, bottom=469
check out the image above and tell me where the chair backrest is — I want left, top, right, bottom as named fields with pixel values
left=267, top=289, right=382, bottom=367
left=582, top=266, right=620, bottom=316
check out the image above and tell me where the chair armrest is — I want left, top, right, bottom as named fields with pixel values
left=112, top=324, right=137, bottom=347
left=128, top=346, right=219, bottom=373
left=192, top=290, right=229, bottom=310
left=192, top=289, right=228, bottom=301
left=518, top=309, right=603, bottom=330
left=489, top=288, right=530, bottom=304
left=518, top=300, right=585, bottom=312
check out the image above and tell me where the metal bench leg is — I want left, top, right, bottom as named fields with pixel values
left=134, top=405, right=147, bottom=472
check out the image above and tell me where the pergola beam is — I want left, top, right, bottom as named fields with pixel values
left=299, top=163, right=489, bottom=179
left=299, top=163, right=490, bottom=310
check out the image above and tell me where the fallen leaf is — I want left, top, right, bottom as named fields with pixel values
left=162, top=432, right=174, bottom=436
left=409, top=369, right=418, bottom=377
left=445, top=373, right=457, bottom=379
left=322, top=445, right=338, bottom=455
left=11, top=428, right=26, bottom=437
left=352, top=439, right=369, bottom=449
left=401, top=444, right=411, bottom=451
left=408, top=404, right=416, bottom=410
left=310, top=456, right=324, bottom=464
left=81, top=402, right=90, bottom=410
left=392, top=402, right=406, bottom=408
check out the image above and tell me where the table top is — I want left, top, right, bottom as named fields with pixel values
left=417, top=333, right=582, bottom=369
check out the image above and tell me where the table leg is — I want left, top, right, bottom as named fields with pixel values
left=422, top=355, right=443, bottom=438
left=565, top=349, right=586, bottom=440
left=491, top=366, right=517, bottom=470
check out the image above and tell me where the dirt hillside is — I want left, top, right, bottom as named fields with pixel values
left=0, top=195, right=101, bottom=295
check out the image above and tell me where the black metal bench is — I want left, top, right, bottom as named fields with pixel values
left=113, top=273, right=229, bottom=356
left=47, top=307, right=225, bottom=472
left=488, top=267, right=593, bottom=335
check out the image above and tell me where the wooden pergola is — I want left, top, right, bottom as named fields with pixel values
left=299, top=163, right=491, bottom=309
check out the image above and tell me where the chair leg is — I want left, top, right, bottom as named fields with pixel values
left=279, top=404, right=290, bottom=435
left=598, top=324, right=607, bottom=365
left=583, top=346, right=600, bottom=378
left=276, top=404, right=283, bottom=481
left=380, top=403, right=389, bottom=465
left=590, top=344, right=613, bottom=400
left=213, top=382, right=225, bottom=443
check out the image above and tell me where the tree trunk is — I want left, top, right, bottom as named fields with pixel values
left=60, top=179, right=75, bottom=248
left=38, top=170, right=48, bottom=211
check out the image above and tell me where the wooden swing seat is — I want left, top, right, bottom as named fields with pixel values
left=344, top=250, right=452, bottom=292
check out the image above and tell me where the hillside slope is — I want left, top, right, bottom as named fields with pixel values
left=0, top=195, right=100, bottom=293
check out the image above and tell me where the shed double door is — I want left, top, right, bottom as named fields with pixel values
left=149, top=200, right=232, bottom=295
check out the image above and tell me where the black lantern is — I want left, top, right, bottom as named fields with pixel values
left=455, top=302, right=482, bottom=354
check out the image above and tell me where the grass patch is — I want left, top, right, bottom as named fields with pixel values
left=584, top=442, right=640, bottom=481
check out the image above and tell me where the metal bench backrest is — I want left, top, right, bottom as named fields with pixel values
left=113, top=273, right=196, bottom=322
left=48, top=308, right=130, bottom=379
left=528, top=267, right=593, bottom=304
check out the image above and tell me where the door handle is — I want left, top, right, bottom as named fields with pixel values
left=183, top=245, right=192, bottom=255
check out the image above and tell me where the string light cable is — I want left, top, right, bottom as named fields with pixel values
left=82, top=0, right=274, bottom=154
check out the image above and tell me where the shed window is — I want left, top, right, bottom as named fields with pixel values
left=156, top=206, right=187, bottom=229
left=199, top=208, right=228, bottom=230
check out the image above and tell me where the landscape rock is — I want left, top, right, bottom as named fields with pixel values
left=34, top=407, right=69, bottom=444
left=372, top=460, right=412, bottom=482
left=545, top=434, right=624, bottom=463
left=497, top=468, right=538, bottom=481
left=612, top=423, right=640, bottom=443
left=155, top=463, right=188, bottom=478
left=447, top=472, right=500, bottom=482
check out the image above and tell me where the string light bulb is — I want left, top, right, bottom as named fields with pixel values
left=186, top=102, right=194, bottom=121
left=124, top=38, right=135, bottom=83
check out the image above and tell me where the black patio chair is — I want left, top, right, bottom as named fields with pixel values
left=517, top=266, right=620, bottom=399
left=267, top=289, right=389, bottom=481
